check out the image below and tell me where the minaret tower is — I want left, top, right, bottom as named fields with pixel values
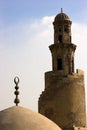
left=38, top=9, right=86, bottom=130
left=51, top=8, right=75, bottom=75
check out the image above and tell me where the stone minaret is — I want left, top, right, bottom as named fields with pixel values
left=38, top=9, right=86, bottom=130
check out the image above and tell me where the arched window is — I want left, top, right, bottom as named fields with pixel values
left=58, top=26, right=62, bottom=32
left=58, top=35, right=62, bottom=42
left=64, top=27, right=67, bottom=32
left=57, top=58, right=62, bottom=70
left=64, top=26, right=69, bottom=33
left=70, top=36, right=71, bottom=42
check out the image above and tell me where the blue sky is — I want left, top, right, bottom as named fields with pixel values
left=0, top=0, right=87, bottom=112
left=1, top=0, right=87, bottom=25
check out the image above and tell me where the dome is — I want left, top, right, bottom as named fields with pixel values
left=54, top=9, right=70, bottom=22
left=0, top=106, right=61, bottom=130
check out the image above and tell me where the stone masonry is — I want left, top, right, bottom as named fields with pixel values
left=38, top=9, right=86, bottom=130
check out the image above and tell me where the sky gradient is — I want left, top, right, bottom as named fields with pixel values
left=0, top=0, right=87, bottom=112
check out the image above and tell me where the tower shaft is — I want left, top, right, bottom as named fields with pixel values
left=38, top=10, right=86, bottom=130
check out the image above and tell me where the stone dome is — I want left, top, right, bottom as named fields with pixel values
left=54, top=12, right=70, bottom=21
left=0, top=106, right=61, bottom=130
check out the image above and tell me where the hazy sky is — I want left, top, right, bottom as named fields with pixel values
left=0, top=0, right=87, bottom=112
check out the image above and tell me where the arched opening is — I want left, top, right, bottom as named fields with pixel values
left=57, top=58, right=62, bottom=70
left=64, top=27, right=67, bottom=32
left=58, top=35, right=62, bottom=43
left=70, top=36, right=71, bottom=42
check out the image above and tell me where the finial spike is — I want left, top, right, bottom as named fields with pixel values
left=14, top=76, right=20, bottom=106
left=61, top=8, right=63, bottom=13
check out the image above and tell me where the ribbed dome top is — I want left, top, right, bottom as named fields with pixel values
left=54, top=12, right=70, bottom=21
left=0, top=106, right=61, bottom=130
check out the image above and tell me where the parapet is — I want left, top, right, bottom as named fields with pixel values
left=76, top=69, right=84, bottom=75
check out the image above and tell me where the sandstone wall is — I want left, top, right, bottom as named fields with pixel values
left=38, top=70, right=86, bottom=129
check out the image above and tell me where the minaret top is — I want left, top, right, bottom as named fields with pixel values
left=54, top=9, right=70, bottom=22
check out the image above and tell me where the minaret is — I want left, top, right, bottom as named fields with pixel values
left=38, top=9, right=86, bottom=130
left=52, top=8, right=75, bottom=75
